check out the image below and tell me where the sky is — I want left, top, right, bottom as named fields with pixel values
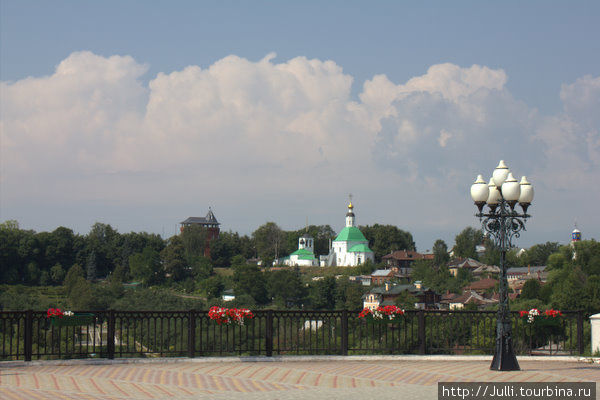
left=1, top=1, right=599, bottom=251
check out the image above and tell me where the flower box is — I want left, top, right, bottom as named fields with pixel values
left=358, top=305, right=404, bottom=324
left=208, top=306, right=254, bottom=326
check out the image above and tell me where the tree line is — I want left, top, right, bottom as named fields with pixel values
left=0, top=219, right=413, bottom=286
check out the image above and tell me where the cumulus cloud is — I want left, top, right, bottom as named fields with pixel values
left=1, top=51, right=599, bottom=241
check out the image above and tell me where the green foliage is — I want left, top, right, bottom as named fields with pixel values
left=68, top=277, right=93, bottom=309
left=394, top=291, right=418, bottom=310
left=181, top=225, right=208, bottom=259
left=161, top=236, right=188, bottom=282
left=524, top=242, right=561, bottom=266
left=359, top=224, right=415, bottom=262
left=334, top=279, right=365, bottom=310
left=356, top=260, right=377, bottom=275
left=308, top=276, right=336, bottom=309
left=266, top=269, right=305, bottom=308
left=210, top=231, right=254, bottom=268
left=129, top=247, right=163, bottom=286
left=201, top=275, right=225, bottom=298
left=252, top=222, right=286, bottom=262
left=189, top=255, right=212, bottom=280
left=64, top=264, right=85, bottom=295
left=433, top=239, right=449, bottom=267
left=233, top=264, right=269, bottom=305
left=50, top=264, right=66, bottom=284
left=453, top=227, right=483, bottom=259
left=520, top=279, right=541, bottom=300
left=572, top=240, right=600, bottom=276
left=286, top=225, right=336, bottom=257
left=111, top=287, right=205, bottom=311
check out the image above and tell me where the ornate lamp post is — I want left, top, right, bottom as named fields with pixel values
left=470, top=160, right=534, bottom=371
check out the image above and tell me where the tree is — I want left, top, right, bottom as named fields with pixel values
left=252, top=222, right=285, bottom=263
left=520, top=279, right=541, bottom=300
left=64, top=264, right=85, bottom=295
left=453, top=227, right=483, bottom=259
left=432, top=239, right=449, bottom=267
left=181, top=225, right=208, bottom=259
left=50, top=263, right=65, bottom=284
left=201, top=275, right=225, bottom=299
left=161, top=236, right=188, bottom=281
left=395, top=290, right=418, bottom=310
left=85, top=222, right=121, bottom=278
left=524, top=242, right=561, bottom=266
left=233, top=264, right=269, bottom=305
left=286, top=225, right=336, bottom=257
left=86, top=250, right=97, bottom=281
left=68, top=277, right=93, bottom=309
left=129, top=247, right=163, bottom=286
left=267, top=269, right=306, bottom=308
left=308, top=276, right=336, bottom=309
left=360, top=224, right=415, bottom=262
left=334, top=279, right=364, bottom=310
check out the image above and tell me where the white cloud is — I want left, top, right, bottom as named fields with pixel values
left=1, top=52, right=599, bottom=244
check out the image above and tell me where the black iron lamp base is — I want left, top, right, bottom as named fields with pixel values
left=490, top=335, right=520, bottom=371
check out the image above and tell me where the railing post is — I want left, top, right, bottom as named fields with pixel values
left=341, top=309, right=348, bottom=356
left=577, top=310, right=584, bottom=355
left=107, top=310, right=115, bottom=360
left=24, top=310, right=33, bottom=362
left=188, top=309, right=196, bottom=358
left=265, top=310, right=273, bottom=357
left=418, top=310, right=426, bottom=355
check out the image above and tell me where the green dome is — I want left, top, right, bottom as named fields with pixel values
left=348, top=244, right=373, bottom=253
left=334, top=226, right=368, bottom=242
left=290, top=248, right=314, bottom=256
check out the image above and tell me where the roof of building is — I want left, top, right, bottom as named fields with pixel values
left=290, top=248, right=317, bottom=260
left=180, top=209, right=220, bottom=225
left=348, top=243, right=373, bottom=253
left=300, top=233, right=313, bottom=239
left=442, top=290, right=498, bottom=306
left=506, top=266, right=546, bottom=274
left=367, top=283, right=433, bottom=296
left=447, top=257, right=483, bottom=269
left=473, top=265, right=501, bottom=274
left=371, top=269, right=395, bottom=277
left=382, top=250, right=433, bottom=261
left=464, top=278, right=498, bottom=291
left=334, top=226, right=368, bottom=242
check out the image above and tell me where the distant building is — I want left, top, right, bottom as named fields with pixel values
left=447, top=258, right=484, bottom=277
left=506, top=266, right=547, bottom=282
left=278, top=233, right=319, bottom=267
left=322, top=200, right=374, bottom=266
left=381, top=250, right=433, bottom=278
left=180, top=208, right=220, bottom=257
left=462, top=278, right=498, bottom=295
left=363, top=281, right=440, bottom=310
left=370, top=269, right=396, bottom=285
left=440, top=290, right=498, bottom=310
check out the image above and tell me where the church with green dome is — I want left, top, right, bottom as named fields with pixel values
left=322, top=200, right=374, bottom=266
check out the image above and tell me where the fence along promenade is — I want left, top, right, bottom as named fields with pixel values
left=0, top=309, right=586, bottom=361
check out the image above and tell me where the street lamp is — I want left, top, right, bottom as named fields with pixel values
left=470, top=160, right=534, bottom=371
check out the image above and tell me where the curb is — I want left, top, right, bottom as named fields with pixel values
left=2, top=354, right=597, bottom=368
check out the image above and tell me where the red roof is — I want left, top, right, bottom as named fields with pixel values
left=464, top=278, right=498, bottom=291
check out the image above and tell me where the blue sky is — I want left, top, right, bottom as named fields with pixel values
left=1, top=1, right=599, bottom=250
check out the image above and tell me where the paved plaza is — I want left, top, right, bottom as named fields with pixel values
left=1, top=357, right=598, bottom=400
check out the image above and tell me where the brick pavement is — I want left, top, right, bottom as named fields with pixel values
left=1, top=358, right=598, bottom=400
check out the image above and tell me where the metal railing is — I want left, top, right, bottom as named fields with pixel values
left=0, top=310, right=587, bottom=361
